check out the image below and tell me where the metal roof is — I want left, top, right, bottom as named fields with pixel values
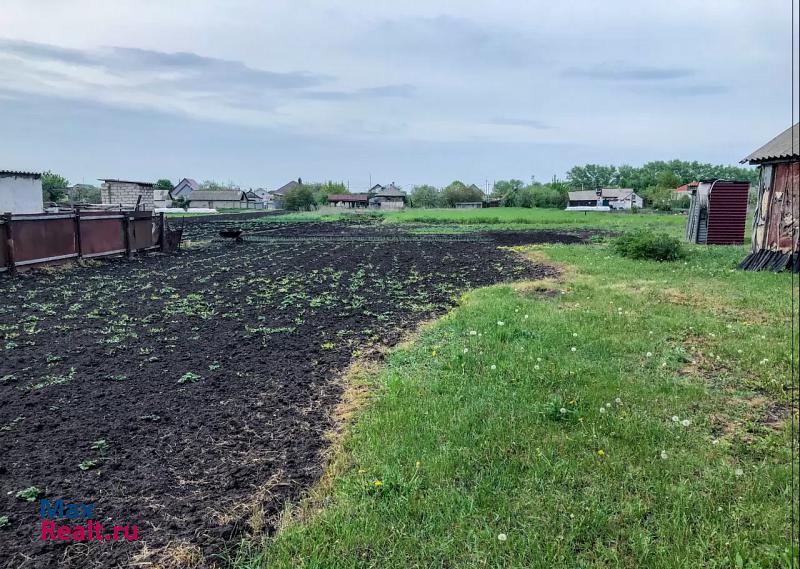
left=271, top=180, right=300, bottom=195
left=373, top=183, right=405, bottom=197
left=98, top=178, right=155, bottom=187
left=568, top=188, right=637, bottom=201
left=0, top=170, right=41, bottom=178
left=742, top=123, right=799, bottom=164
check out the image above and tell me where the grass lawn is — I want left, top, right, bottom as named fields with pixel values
left=383, top=208, right=689, bottom=236
left=237, top=238, right=795, bottom=568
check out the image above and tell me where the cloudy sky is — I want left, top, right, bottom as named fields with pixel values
left=0, top=0, right=797, bottom=190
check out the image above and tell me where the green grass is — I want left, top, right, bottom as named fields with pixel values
left=384, top=208, right=688, bottom=235
left=240, top=243, right=795, bottom=568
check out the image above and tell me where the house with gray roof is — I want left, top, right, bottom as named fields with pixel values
left=172, top=178, right=200, bottom=199
left=188, top=190, right=249, bottom=209
left=369, top=182, right=406, bottom=209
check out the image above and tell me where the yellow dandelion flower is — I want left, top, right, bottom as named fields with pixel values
left=358, top=469, right=366, bottom=474
left=373, top=480, right=383, bottom=487
left=431, top=350, right=437, bottom=357
left=597, top=449, right=605, bottom=456
left=415, top=461, right=421, bottom=469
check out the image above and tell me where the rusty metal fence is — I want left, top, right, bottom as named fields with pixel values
left=0, top=210, right=165, bottom=273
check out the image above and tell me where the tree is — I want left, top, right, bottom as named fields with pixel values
left=312, top=181, right=348, bottom=205
left=283, top=185, right=317, bottom=211
left=41, top=170, right=69, bottom=203
left=440, top=181, right=483, bottom=207
left=492, top=179, right=524, bottom=197
left=155, top=179, right=174, bottom=192
left=409, top=185, right=440, bottom=208
left=566, top=164, right=618, bottom=190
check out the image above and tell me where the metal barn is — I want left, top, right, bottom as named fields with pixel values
left=684, top=180, right=750, bottom=245
left=737, top=123, right=799, bottom=272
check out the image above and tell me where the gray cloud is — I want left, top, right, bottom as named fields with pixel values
left=302, top=83, right=416, bottom=101
left=565, top=64, right=695, bottom=81
left=369, top=16, right=537, bottom=66
left=490, top=117, right=550, bottom=129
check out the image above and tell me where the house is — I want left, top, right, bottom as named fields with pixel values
left=369, top=183, right=406, bottom=209
left=269, top=179, right=302, bottom=206
left=674, top=181, right=699, bottom=199
left=455, top=202, right=482, bottom=209
left=99, top=179, right=156, bottom=210
left=328, top=194, right=369, bottom=208
left=738, top=123, right=799, bottom=272
left=684, top=180, right=750, bottom=245
left=172, top=178, right=200, bottom=199
left=244, top=190, right=267, bottom=209
left=566, top=188, right=642, bottom=211
left=0, top=170, right=43, bottom=213
left=188, top=190, right=249, bottom=209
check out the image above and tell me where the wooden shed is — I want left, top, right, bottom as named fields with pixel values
left=684, top=180, right=750, bottom=245
left=737, top=123, right=799, bottom=272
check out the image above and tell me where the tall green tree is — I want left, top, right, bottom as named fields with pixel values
left=440, top=181, right=483, bottom=207
left=155, top=179, right=174, bottom=192
left=41, top=170, right=69, bottom=203
left=566, top=164, right=618, bottom=190
left=409, top=185, right=440, bottom=208
left=283, top=185, right=317, bottom=211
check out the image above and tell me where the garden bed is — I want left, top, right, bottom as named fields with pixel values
left=0, top=222, right=576, bottom=568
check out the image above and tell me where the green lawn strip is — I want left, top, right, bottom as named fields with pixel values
left=240, top=243, right=793, bottom=569
left=383, top=208, right=688, bottom=236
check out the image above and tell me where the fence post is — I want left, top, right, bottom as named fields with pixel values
left=74, top=208, right=83, bottom=259
left=159, top=212, right=167, bottom=253
left=122, top=213, right=132, bottom=259
left=2, top=212, right=16, bottom=275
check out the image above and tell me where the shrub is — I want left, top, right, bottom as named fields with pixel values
left=613, top=230, right=685, bottom=261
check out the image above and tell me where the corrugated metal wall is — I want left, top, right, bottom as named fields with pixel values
left=706, top=181, right=750, bottom=244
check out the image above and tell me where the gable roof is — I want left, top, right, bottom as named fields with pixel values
left=0, top=170, right=41, bottom=178
left=271, top=180, right=300, bottom=195
left=675, top=181, right=700, bottom=193
left=373, top=183, right=405, bottom=197
left=188, top=190, right=246, bottom=201
left=742, top=123, right=799, bottom=164
left=175, top=178, right=200, bottom=191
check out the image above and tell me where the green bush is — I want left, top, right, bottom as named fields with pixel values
left=613, top=230, right=685, bottom=261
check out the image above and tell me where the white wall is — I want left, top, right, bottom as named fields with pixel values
left=0, top=174, right=43, bottom=214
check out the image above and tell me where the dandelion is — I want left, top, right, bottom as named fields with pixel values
left=605, top=402, right=611, bottom=408
left=358, top=469, right=366, bottom=474
left=671, top=415, right=679, bottom=422
left=648, top=331, right=653, bottom=335
left=534, top=365, right=540, bottom=370
left=524, top=314, right=529, bottom=319
left=373, top=480, right=383, bottom=487
left=572, top=332, right=578, bottom=337
left=431, top=350, right=437, bottom=357
left=735, top=468, right=744, bottom=477
left=712, top=439, right=719, bottom=445
left=737, top=349, right=743, bottom=354
left=559, top=407, right=567, bottom=414
left=463, top=348, right=468, bottom=353
left=469, top=330, right=477, bottom=336
left=497, top=321, right=505, bottom=326
left=536, top=357, right=542, bottom=362
left=490, top=364, right=496, bottom=370
left=681, top=419, right=691, bottom=427
left=415, top=461, right=421, bottom=469
left=660, top=450, right=668, bottom=460
left=597, top=449, right=605, bottom=456
left=646, top=352, right=653, bottom=358
left=497, top=533, right=507, bottom=542
left=615, top=397, right=622, bottom=405
left=599, top=407, right=607, bottom=414
left=571, top=347, right=577, bottom=352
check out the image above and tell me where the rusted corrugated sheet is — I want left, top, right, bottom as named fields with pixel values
left=706, top=181, right=750, bottom=244
left=80, top=216, right=125, bottom=257
left=764, top=162, right=799, bottom=253
left=12, top=216, right=78, bottom=265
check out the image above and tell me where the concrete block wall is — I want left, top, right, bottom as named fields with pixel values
left=101, top=182, right=155, bottom=209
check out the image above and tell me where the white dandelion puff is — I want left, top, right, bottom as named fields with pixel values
left=681, top=419, right=691, bottom=427
left=660, top=450, right=668, bottom=460
left=497, top=533, right=507, bottom=542
left=671, top=415, right=680, bottom=422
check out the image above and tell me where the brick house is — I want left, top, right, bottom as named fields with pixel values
left=99, top=179, right=156, bottom=210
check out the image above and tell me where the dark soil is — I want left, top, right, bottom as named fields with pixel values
left=0, top=221, right=572, bottom=568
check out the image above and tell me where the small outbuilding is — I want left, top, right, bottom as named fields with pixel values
left=738, top=123, right=799, bottom=271
left=188, top=190, right=249, bottom=209
left=99, top=179, right=156, bottom=210
left=328, top=194, right=369, bottom=208
left=0, top=170, right=43, bottom=213
left=566, top=188, right=642, bottom=211
left=684, top=180, right=750, bottom=245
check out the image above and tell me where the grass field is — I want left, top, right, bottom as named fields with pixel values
left=237, top=211, right=795, bottom=568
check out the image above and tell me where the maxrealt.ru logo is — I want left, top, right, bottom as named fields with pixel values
left=39, top=498, right=138, bottom=542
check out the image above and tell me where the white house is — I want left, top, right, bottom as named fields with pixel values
left=566, top=188, right=643, bottom=211
left=0, top=170, right=43, bottom=213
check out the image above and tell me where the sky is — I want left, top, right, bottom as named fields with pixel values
left=0, top=0, right=798, bottom=191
